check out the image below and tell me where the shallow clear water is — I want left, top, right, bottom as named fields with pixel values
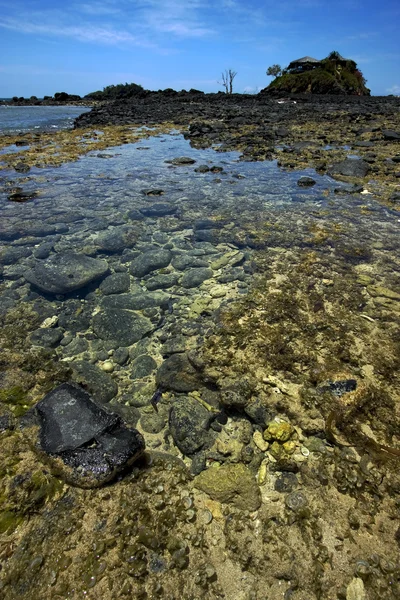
left=0, top=131, right=399, bottom=396
left=0, top=105, right=91, bottom=133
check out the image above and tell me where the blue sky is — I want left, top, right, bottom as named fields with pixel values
left=0, top=0, right=399, bottom=97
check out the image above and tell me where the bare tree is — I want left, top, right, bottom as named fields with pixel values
left=218, top=69, right=237, bottom=94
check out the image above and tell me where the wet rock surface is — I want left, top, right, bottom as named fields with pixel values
left=22, top=383, right=145, bottom=487
left=24, top=252, right=109, bottom=294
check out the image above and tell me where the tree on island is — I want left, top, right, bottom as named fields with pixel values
left=218, top=69, right=237, bottom=94
left=266, top=64, right=282, bottom=79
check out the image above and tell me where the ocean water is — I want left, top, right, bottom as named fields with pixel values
left=0, top=105, right=91, bottom=133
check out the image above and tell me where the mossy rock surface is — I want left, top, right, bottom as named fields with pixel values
left=194, top=463, right=261, bottom=511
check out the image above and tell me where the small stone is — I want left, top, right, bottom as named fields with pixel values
left=101, top=361, right=114, bottom=373
left=282, top=440, right=296, bottom=454
left=165, top=156, right=196, bottom=165
left=297, top=176, right=316, bottom=187
left=253, top=431, right=269, bottom=452
left=257, top=460, right=268, bottom=485
left=264, top=421, right=294, bottom=442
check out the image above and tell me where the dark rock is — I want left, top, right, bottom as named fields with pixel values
left=140, top=412, right=166, bottom=434
left=171, top=255, right=209, bottom=271
left=165, top=157, right=196, bottom=165
left=63, top=337, right=88, bottom=356
left=169, top=396, right=214, bottom=455
left=58, top=302, right=91, bottom=333
left=92, top=308, right=154, bottom=346
left=23, top=383, right=145, bottom=487
left=194, top=229, right=220, bottom=243
left=194, top=165, right=210, bottom=173
left=328, top=158, right=370, bottom=178
left=0, top=246, right=32, bottom=265
left=113, top=347, right=129, bottom=365
left=30, top=327, right=63, bottom=348
left=297, top=176, right=316, bottom=187
left=194, top=219, right=225, bottom=230
left=14, top=162, right=30, bottom=173
left=70, top=360, right=118, bottom=402
left=99, top=272, right=131, bottom=295
left=129, top=249, right=172, bottom=278
left=181, top=267, right=213, bottom=288
left=382, top=130, right=400, bottom=141
left=8, top=190, right=36, bottom=202
left=101, top=291, right=170, bottom=311
left=127, top=208, right=145, bottom=221
left=319, top=379, right=357, bottom=397
left=274, top=472, right=299, bottom=493
left=95, top=228, right=136, bottom=253
left=141, top=189, right=164, bottom=196
left=139, top=203, right=177, bottom=217
left=0, top=414, right=14, bottom=432
left=33, top=243, right=54, bottom=259
left=161, top=336, right=187, bottom=356
left=131, top=354, right=158, bottom=379
left=334, top=183, right=364, bottom=194
left=145, top=273, right=179, bottom=290
left=24, top=252, right=109, bottom=295
left=353, top=141, right=374, bottom=147
left=156, top=353, right=203, bottom=392
left=389, top=192, right=400, bottom=203
left=244, top=397, right=274, bottom=426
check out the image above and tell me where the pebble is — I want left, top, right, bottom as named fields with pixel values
left=253, top=431, right=269, bottom=452
left=101, top=360, right=114, bottom=373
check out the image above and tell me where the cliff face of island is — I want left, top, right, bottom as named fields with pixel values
left=263, top=51, right=370, bottom=96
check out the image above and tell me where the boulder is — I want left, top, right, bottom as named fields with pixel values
left=21, top=383, right=145, bottom=488
left=156, top=353, right=203, bottom=392
left=92, top=308, right=154, bottom=347
left=129, top=249, right=172, bottom=278
left=328, top=158, right=370, bottom=178
left=24, top=252, right=109, bottom=294
left=169, top=396, right=214, bottom=456
left=71, top=360, right=118, bottom=402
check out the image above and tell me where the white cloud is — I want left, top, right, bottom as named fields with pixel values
left=0, top=15, right=154, bottom=47
left=387, top=85, right=400, bottom=95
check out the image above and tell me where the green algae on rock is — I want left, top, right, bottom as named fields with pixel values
left=194, top=463, right=261, bottom=511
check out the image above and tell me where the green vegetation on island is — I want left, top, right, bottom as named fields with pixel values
left=265, top=51, right=370, bottom=95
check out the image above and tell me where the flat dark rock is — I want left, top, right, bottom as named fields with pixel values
left=92, top=307, right=154, bottom=346
left=24, top=252, right=109, bottom=294
left=165, top=157, right=196, bottom=165
left=297, top=176, right=316, bottom=187
left=328, top=157, right=370, bottom=178
left=25, top=383, right=145, bottom=487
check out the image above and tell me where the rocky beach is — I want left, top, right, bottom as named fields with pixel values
left=0, top=92, right=400, bottom=600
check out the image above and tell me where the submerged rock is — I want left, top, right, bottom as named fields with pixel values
left=24, top=252, right=109, bottom=294
left=165, top=157, right=196, bottom=165
left=328, top=158, right=370, bottom=178
left=169, top=396, right=214, bottom=456
left=70, top=360, right=118, bottom=402
left=92, top=307, right=154, bottom=346
left=21, top=383, right=145, bottom=487
left=194, top=463, right=261, bottom=511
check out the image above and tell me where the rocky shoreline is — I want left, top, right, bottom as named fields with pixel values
left=0, top=96, right=400, bottom=599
